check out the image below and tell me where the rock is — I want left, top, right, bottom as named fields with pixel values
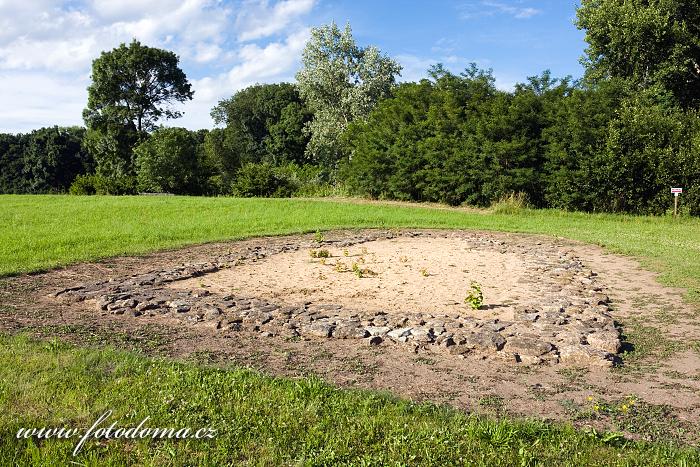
left=333, top=321, right=369, bottom=339
left=463, top=331, right=506, bottom=352
left=387, top=327, right=412, bottom=340
left=368, top=336, right=383, bottom=346
left=304, top=322, right=334, bottom=338
left=503, top=336, right=553, bottom=357
left=365, top=326, right=391, bottom=337
left=586, top=331, right=621, bottom=353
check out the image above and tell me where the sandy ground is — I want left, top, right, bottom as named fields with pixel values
left=171, top=237, right=528, bottom=321
left=2, top=229, right=700, bottom=444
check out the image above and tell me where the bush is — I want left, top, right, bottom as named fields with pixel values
left=231, top=162, right=337, bottom=198
left=69, top=174, right=137, bottom=195
left=134, top=128, right=199, bottom=194
left=69, top=174, right=97, bottom=195
left=231, top=162, right=293, bottom=197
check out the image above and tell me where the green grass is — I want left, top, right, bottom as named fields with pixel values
left=1, top=195, right=699, bottom=300
left=0, top=334, right=698, bottom=466
left=3, top=194, right=700, bottom=464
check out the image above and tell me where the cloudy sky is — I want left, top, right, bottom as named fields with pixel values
left=0, top=0, right=586, bottom=133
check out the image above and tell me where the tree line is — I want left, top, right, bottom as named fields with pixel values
left=1, top=1, right=699, bottom=215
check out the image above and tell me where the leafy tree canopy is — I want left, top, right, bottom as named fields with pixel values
left=296, top=22, right=402, bottom=167
left=83, top=40, right=194, bottom=134
left=134, top=127, right=200, bottom=194
left=577, top=0, right=700, bottom=108
left=210, top=83, right=311, bottom=172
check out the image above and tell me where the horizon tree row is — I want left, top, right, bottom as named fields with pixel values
left=1, top=3, right=699, bottom=215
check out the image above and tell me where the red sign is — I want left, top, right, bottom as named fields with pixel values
left=671, top=187, right=683, bottom=194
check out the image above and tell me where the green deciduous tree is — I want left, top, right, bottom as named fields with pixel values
left=134, top=127, right=200, bottom=194
left=83, top=40, right=193, bottom=183
left=211, top=83, right=311, bottom=172
left=0, top=127, right=92, bottom=194
left=296, top=22, right=402, bottom=167
left=577, top=0, right=700, bottom=108
left=84, top=40, right=193, bottom=134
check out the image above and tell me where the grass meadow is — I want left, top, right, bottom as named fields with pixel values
left=2, top=195, right=699, bottom=300
left=2, top=194, right=700, bottom=465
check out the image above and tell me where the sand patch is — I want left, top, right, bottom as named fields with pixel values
left=171, top=237, right=529, bottom=321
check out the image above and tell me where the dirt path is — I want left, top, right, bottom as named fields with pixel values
left=1, top=229, right=699, bottom=444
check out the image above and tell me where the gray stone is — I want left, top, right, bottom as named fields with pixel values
left=463, top=331, right=506, bottom=352
left=365, top=326, right=391, bottom=337
left=368, top=336, right=383, bottom=346
left=586, top=331, right=621, bottom=353
left=387, top=327, right=412, bottom=340
left=503, top=336, right=553, bottom=357
left=304, top=322, right=334, bottom=338
left=333, top=321, right=369, bottom=339
left=168, top=300, right=191, bottom=313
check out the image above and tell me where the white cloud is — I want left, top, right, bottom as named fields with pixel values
left=0, top=72, right=88, bottom=132
left=177, top=28, right=310, bottom=129
left=236, top=0, right=316, bottom=41
left=459, top=1, right=541, bottom=20
left=0, top=0, right=316, bottom=132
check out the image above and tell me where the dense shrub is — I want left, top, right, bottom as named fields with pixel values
left=231, top=162, right=294, bottom=197
left=0, top=127, right=93, bottom=194
left=134, top=128, right=200, bottom=194
left=230, top=162, right=332, bottom=198
left=69, top=174, right=137, bottom=195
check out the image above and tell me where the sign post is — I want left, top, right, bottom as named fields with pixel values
left=671, top=187, right=683, bottom=216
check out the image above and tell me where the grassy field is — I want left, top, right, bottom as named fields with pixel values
left=2, top=194, right=700, bottom=464
left=1, top=195, right=699, bottom=300
left=1, top=335, right=698, bottom=466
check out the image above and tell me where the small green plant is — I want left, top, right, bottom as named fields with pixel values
left=465, top=281, right=484, bottom=309
left=319, top=258, right=326, bottom=265
left=317, top=249, right=330, bottom=258
left=419, top=268, right=429, bottom=277
left=399, top=255, right=409, bottom=263
left=314, top=230, right=325, bottom=242
left=343, top=249, right=349, bottom=257
left=335, top=261, right=347, bottom=272
left=309, top=249, right=318, bottom=258
left=351, top=263, right=377, bottom=278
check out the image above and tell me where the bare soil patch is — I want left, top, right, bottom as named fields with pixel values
left=172, top=236, right=528, bottom=321
left=2, top=229, right=700, bottom=444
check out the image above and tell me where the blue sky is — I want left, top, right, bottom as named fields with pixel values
left=0, top=0, right=586, bottom=133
